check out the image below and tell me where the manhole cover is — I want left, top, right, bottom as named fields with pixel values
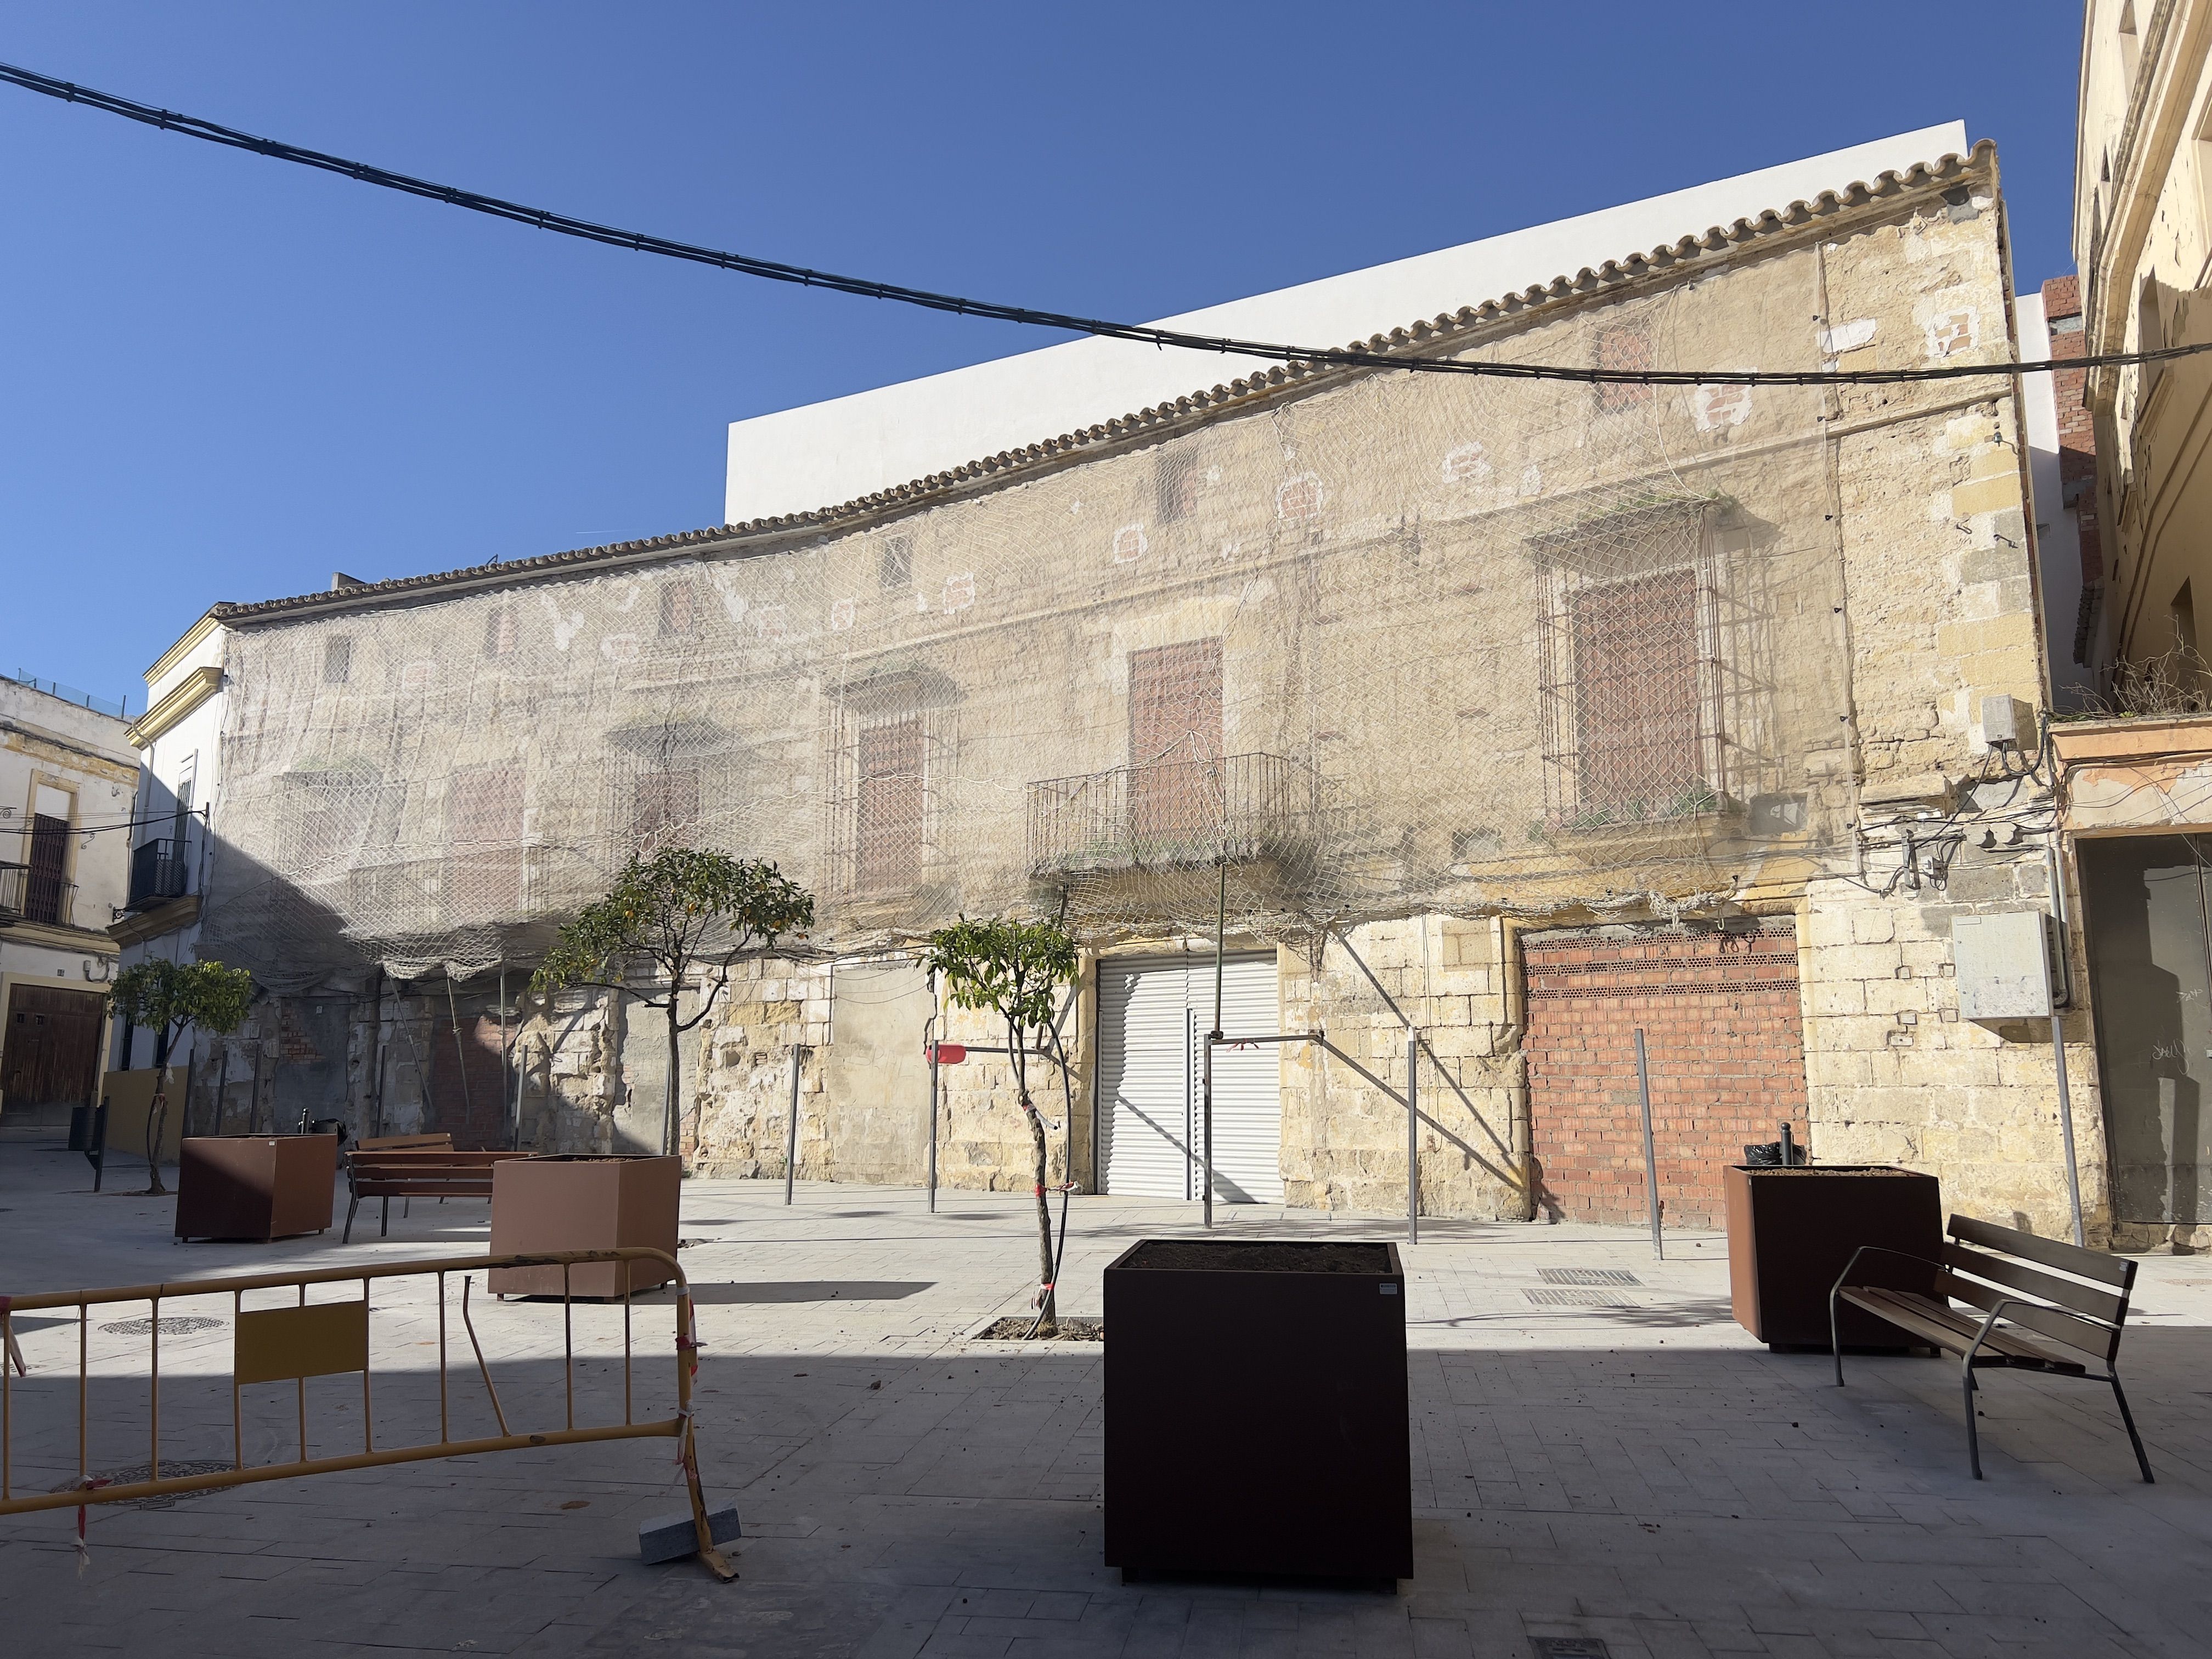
left=54, top=1461, right=236, bottom=1510
left=1538, top=1268, right=1640, bottom=1286
left=99, top=1317, right=225, bottom=1337
left=1523, top=1288, right=1633, bottom=1308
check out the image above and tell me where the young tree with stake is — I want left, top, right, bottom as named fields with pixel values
left=107, top=959, right=255, bottom=1194
left=532, top=849, right=814, bottom=1159
left=924, top=917, right=1078, bottom=1336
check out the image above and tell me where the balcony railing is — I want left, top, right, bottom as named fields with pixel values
left=1027, top=752, right=1321, bottom=876
left=0, top=862, right=75, bottom=927
left=127, top=838, right=191, bottom=911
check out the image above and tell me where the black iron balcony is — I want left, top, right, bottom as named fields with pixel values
left=0, top=862, right=75, bottom=927
left=127, top=837, right=191, bottom=911
left=1027, top=752, right=1321, bottom=876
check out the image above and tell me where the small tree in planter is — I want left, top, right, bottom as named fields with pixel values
left=532, top=849, right=814, bottom=1159
left=924, top=916, right=1078, bottom=1335
left=108, top=959, right=255, bottom=1195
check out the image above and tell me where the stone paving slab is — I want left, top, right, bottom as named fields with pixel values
left=3, top=1135, right=2210, bottom=1656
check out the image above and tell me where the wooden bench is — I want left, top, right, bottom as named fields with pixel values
left=1830, top=1214, right=2153, bottom=1482
left=342, top=1136, right=534, bottom=1243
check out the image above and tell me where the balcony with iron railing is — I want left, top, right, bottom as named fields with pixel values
left=1026, top=752, right=1322, bottom=876
left=127, top=838, right=192, bottom=911
left=0, top=862, right=76, bottom=927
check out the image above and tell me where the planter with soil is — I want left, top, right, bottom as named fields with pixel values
left=1103, top=1237, right=1410, bottom=1584
left=1723, top=1164, right=1942, bottom=1350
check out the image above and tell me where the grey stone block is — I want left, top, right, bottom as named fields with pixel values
left=638, top=1504, right=742, bottom=1565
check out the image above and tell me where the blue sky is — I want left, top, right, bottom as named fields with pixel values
left=2, top=2, right=2087, bottom=709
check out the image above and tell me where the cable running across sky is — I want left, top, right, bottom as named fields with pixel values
left=0, top=57, right=2193, bottom=390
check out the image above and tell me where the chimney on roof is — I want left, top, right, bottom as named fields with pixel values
left=331, top=572, right=369, bottom=592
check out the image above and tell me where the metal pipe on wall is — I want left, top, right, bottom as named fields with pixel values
left=1633, top=1028, right=1663, bottom=1261
left=1407, top=1028, right=1420, bottom=1245
left=783, top=1043, right=803, bottom=1205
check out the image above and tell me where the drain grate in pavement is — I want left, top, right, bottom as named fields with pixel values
left=1531, top=1640, right=1610, bottom=1659
left=99, top=1317, right=224, bottom=1337
left=1523, top=1288, right=1635, bottom=1308
left=1537, top=1268, right=1640, bottom=1287
left=55, top=1461, right=236, bottom=1509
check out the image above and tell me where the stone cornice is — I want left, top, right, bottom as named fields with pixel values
left=126, top=665, right=223, bottom=750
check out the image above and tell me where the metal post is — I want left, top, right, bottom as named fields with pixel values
left=1406, top=1026, right=1420, bottom=1246
left=1633, top=1028, right=1663, bottom=1261
left=1201, top=1030, right=1215, bottom=1229
left=926, top=1024, right=940, bottom=1215
left=783, top=1045, right=803, bottom=1205
left=2051, top=1013, right=2087, bottom=1248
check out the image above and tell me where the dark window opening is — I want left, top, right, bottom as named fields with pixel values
left=323, top=637, right=354, bottom=685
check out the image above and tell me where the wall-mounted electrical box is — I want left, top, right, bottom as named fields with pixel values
left=1951, top=911, right=2056, bottom=1020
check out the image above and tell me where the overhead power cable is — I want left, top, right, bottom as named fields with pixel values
left=1, top=57, right=2197, bottom=389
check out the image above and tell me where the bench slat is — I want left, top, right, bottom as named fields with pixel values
left=1949, top=1215, right=2134, bottom=1289
left=1932, top=1271, right=2120, bottom=1363
left=1943, top=1242, right=2129, bottom=1323
left=1841, top=1289, right=2087, bottom=1373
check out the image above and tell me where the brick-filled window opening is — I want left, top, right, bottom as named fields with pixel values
left=1128, top=638, right=1224, bottom=843
left=1595, top=320, right=1654, bottom=413
left=1537, top=505, right=1729, bottom=830
left=483, top=606, right=518, bottom=658
left=878, top=535, right=913, bottom=591
left=659, top=580, right=699, bottom=637
left=631, top=767, right=701, bottom=857
left=323, top=636, right=354, bottom=685
left=445, top=767, right=525, bottom=920
left=1156, top=451, right=1202, bottom=522
left=856, top=718, right=925, bottom=892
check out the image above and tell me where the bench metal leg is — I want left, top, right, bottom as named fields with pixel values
left=1962, top=1365, right=1983, bottom=1480
left=1830, top=1288, right=1846, bottom=1387
left=342, top=1195, right=359, bottom=1245
left=2108, top=1368, right=2154, bottom=1483
left=381, top=1197, right=390, bottom=1237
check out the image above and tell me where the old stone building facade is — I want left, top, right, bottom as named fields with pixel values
left=132, top=138, right=2114, bottom=1241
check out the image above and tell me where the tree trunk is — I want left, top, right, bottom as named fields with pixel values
left=663, top=994, right=681, bottom=1161
left=144, top=1024, right=173, bottom=1196
left=1014, top=1019, right=1057, bottom=1336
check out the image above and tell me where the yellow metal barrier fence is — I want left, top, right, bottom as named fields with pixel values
left=0, top=1248, right=734, bottom=1579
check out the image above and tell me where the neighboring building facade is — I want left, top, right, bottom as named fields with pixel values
left=2019, top=275, right=2103, bottom=709
left=0, top=675, right=133, bottom=1127
left=126, top=134, right=2123, bottom=1245
left=2054, top=1, right=2212, bottom=1251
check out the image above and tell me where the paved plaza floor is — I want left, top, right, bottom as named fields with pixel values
left=3, top=1131, right=2210, bottom=1658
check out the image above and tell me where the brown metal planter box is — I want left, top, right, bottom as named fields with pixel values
left=487, top=1155, right=681, bottom=1299
left=1724, top=1164, right=1942, bottom=1348
left=175, top=1135, right=339, bottom=1242
left=1103, top=1238, right=1411, bottom=1583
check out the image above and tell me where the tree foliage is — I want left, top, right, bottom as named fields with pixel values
left=532, top=849, right=814, bottom=1011
left=532, top=848, right=815, bottom=1157
left=109, top=959, right=255, bottom=1061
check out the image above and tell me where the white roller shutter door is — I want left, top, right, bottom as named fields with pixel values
left=1098, top=953, right=1282, bottom=1204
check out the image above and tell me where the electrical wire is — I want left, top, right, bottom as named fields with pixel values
left=3, top=57, right=2205, bottom=391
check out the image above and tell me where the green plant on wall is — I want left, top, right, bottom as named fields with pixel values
left=923, top=916, right=1079, bottom=1336
left=108, top=958, right=254, bottom=1195
left=532, top=849, right=814, bottom=1160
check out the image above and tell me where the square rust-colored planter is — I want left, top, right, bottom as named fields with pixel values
left=1104, top=1238, right=1411, bottom=1583
left=1724, top=1164, right=1942, bottom=1349
left=176, top=1135, right=338, bottom=1242
left=487, top=1155, right=681, bottom=1299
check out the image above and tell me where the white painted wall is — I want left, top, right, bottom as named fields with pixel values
left=726, top=123, right=1970, bottom=524
left=2017, top=293, right=2095, bottom=711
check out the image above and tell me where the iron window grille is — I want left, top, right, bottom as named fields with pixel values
left=1534, top=499, right=1749, bottom=832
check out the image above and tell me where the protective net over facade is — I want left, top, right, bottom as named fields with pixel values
left=197, top=172, right=1977, bottom=996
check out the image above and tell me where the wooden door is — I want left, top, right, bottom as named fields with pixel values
left=2, top=984, right=105, bottom=1112
left=1127, top=640, right=1223, bottom=845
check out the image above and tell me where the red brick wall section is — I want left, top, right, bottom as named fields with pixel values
left=1523, top=920, right=1808, bottom=1230
left=2041, top=274, right=2102, bottom=594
